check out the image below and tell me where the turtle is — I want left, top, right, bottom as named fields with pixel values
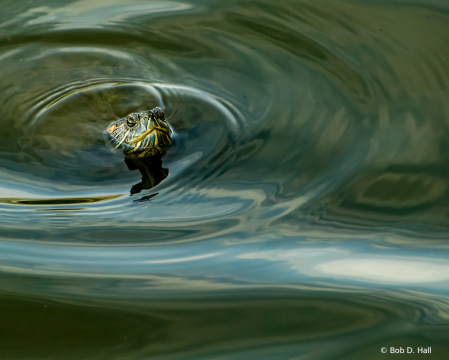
left=106, top=107, right=172, bottom=158
left=106, top=107, right=172, bottom=195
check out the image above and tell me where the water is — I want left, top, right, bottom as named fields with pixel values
left=0, top=0, right=449, bottom=358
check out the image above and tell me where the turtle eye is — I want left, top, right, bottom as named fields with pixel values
left=126, top=116, right=139, bottom=128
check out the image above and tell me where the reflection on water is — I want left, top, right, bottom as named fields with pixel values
left=125, top=156, right=168, bottom=196
left=1, top=0, right=449, bottom=358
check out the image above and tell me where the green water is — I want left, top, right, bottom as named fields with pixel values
left=1, top=0, right=449, bottom=358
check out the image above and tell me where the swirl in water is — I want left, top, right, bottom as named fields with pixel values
left=0, top=0, right=449, bottom=357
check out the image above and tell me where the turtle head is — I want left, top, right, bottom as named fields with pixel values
left=107, top=107, right=172, bottom=158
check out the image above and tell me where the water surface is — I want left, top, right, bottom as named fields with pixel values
left=1, top=0, right=449, bottom=358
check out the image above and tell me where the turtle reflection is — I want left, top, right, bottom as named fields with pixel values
left=125, top=155, right=168, bottom=196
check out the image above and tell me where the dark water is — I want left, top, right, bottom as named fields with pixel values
left=1, top=0, right=449, bottom=358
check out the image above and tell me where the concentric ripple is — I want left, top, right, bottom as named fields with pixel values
left=1, top=0, right=449, bottom=358
left=21, top=81, right=242, bottom=195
